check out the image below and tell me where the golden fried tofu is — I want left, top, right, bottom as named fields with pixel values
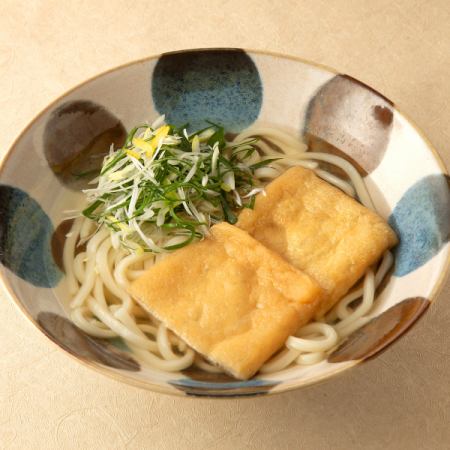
left=129, top=222, right=321, bottom=379
left=237, top=166, right=398, bottom=317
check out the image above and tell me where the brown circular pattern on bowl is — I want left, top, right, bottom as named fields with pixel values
left=181, top=366, right=236, bottom=383
left=44, top=100, right=126, bottom=190
left=51, top=219, right=74, bottom=272
left=328, top=297, right=430, bottom=363
left=304, top=74, right=393, bottom=176
left=38, top=312, right=140, bottom=371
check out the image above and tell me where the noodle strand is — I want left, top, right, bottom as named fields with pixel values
left=63, top=125, right=391, bottom=375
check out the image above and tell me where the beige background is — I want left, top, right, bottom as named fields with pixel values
left=1, top=1, right=449, bottom=448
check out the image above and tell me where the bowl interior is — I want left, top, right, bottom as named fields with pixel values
left=1, top=49, right=448, bottom=397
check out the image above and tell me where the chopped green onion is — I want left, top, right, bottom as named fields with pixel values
left=81, top=117, right=266, bottom=253
left=249, top=158, right=282, bottom=170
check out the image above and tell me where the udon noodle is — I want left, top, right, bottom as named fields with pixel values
left=63, top=125, right=393, bottom=375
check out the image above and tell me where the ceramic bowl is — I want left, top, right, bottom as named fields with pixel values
left=1, top=49, right=448, bottom=397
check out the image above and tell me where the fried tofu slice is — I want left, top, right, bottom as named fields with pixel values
left=237, top=166, right=398, bottom=317
left=129, top=222, right=321, bottom=380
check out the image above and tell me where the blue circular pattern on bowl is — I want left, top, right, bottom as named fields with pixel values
left=388, top=174, right=450, bottom=276
left=170, top=377, right=278, bottom=397
left=152, top=49, right=262, bottom=132
left=0, top=185, right=61, bottom=287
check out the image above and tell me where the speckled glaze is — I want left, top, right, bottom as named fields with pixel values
left=0, top=185, right=61, bottom=287
left=0, top=49, right=448, bottom=397
left=152, top=49, right=263, bottom=132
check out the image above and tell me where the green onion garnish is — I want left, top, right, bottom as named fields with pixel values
left=82, top=116, right=269, bottom=253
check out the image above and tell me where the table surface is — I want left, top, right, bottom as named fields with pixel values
left=1, top=1, right=449, bottom=449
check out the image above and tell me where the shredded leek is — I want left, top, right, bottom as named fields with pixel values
left=82, top=116, right=275, bottom=253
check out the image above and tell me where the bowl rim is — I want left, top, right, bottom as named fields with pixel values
left=0, top=47, right=449, bottom=398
